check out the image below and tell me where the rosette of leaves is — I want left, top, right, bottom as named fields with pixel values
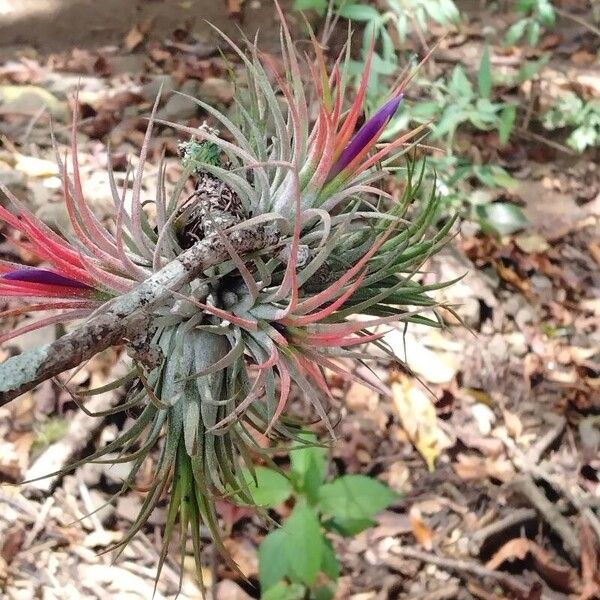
left=0, top=6, right=455, bottom=587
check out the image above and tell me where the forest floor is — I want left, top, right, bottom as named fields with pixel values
left=0, top=1, right=599, bottom=599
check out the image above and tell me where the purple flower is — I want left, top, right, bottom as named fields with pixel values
left=328, top=94, right=403, bottom=181
left=2, top=269, right=92, bottom=289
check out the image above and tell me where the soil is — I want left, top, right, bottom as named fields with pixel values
left=0, top=0, right=293, bottom=57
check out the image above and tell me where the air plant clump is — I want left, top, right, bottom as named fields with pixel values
left=0, top=7, right=455, bottom=587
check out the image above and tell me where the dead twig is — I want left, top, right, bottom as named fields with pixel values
left=23, top=362, right=129, bottom=493
left=469, top=508, right=537, bottom=556
left=512, top=475, right=581, bottom=562
left=0, top=492, right=39, bottom=519
left=526, top=416, right=566, bottom=465
left=555, top=7, right=600, bottom=38
left=77, top=476, right=104, bottom=533
left=389, top=545, right=537, bottom=598
left=467, top=582, right=512, bottom=600
left=131, top=534, right=184, bottom=590
left=529, top=463, right=600, bottom=548
left=22, top=497, right=54, bottom=549
left=521, top=78, right=539, bottom=132
left=499, top=423, right=600, bottom=552
left=20, top=104, right=47, bottom=144
left=410, top=582, right=461, bottom=600
left=516, top=128, right=577, bottom=156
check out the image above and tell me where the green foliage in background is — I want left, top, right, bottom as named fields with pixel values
left=292, top=0, right=600, bottom=237
left=542, top=92, right=600, bottom=153
left=382, top=47, right=522, bottom=232
left=294, top=0, right=459, bottom=94
left=251, top=434, right=397, bottom=599
left=505, top=0, right=556, bottom=46
left=32, top=416, right=69, bottom=456
left=393, top=46, right=517, bottom=149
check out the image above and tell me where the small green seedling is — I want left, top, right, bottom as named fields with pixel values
left=543, top=92, right=600, bottom=153
left=241, top=434, right=397, bottom=600
left=505, top=0, right=555, bottom=47
left=405, top=46, right=516, bottom=149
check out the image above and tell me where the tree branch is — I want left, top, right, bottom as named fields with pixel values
left=0, top=226, right=278, bottom=406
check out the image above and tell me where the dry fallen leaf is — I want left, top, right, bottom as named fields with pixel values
left=539, top=32, right=562, bottom=49
left=346, top=381, right=379, bottom=411
left=579, top=417, right=600, bottom=464
left=0, top=85, right=66, bottom=118
left=215, top=499, right=254, bottom=534
left=215, top=580, right=254, bottom=600
left=569, top=346, right=600, bottom=365
left=14, top=154, right=59, bottom=178
left=226, top=0, right=243, bottom=19
left=391, top=375, right=451, bottom=471
left=0, top=525, right=24, bottom=564
left=387, top=329, right=459, bottom=384
left=503, top=409, right=523, bottom=439
left=571, top=50, right=597, bottom=66
left=467, top=581, right=512, bottom=599
left=579, top=517, right=600, bottom=600
left=223, top=537, right=258, bottom=578
left=124, top=25, right=145, bottom=52
left=0, top=440, right=24, bottom=483
left=457, top=430, right=504, bottom=458
left=124, top=18, right=154, bottom=52
left=83, top=529, right=122, bottom=548
left=514, top=231, right=550, bottom=254
left=409, top=505, right=434, bottom=550
left=493, top=260, right=533, bottom=301
left=486, top=537, right=577, bottom=592
left=79, top=564, right=167, bottom=598
left=589, top=242, right=600, bottom=267
left=471, top=402, right=496, bottom=435
left=182, top=556, right=212, bottom=589
left=453, top=453, right=515, bottom=483
left=371, top=510, right=412, bottom=540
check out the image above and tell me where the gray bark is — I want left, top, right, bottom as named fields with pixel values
left=0, top=226, right=278, bottom=406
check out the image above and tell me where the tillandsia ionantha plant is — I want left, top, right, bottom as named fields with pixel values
left=0, top=3, right=455, bottom=588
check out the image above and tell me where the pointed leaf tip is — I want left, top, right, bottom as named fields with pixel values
left=328, top=94, right=403, bottom=181
left=2, top=268, right=92, bottom=289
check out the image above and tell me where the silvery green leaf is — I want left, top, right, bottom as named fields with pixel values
left=184, top=399, right=200, bottom=456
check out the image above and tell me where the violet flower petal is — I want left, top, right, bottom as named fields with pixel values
left=2, top=269, right=92, bottom=289
left=328, top=94, right=403, bottom=182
